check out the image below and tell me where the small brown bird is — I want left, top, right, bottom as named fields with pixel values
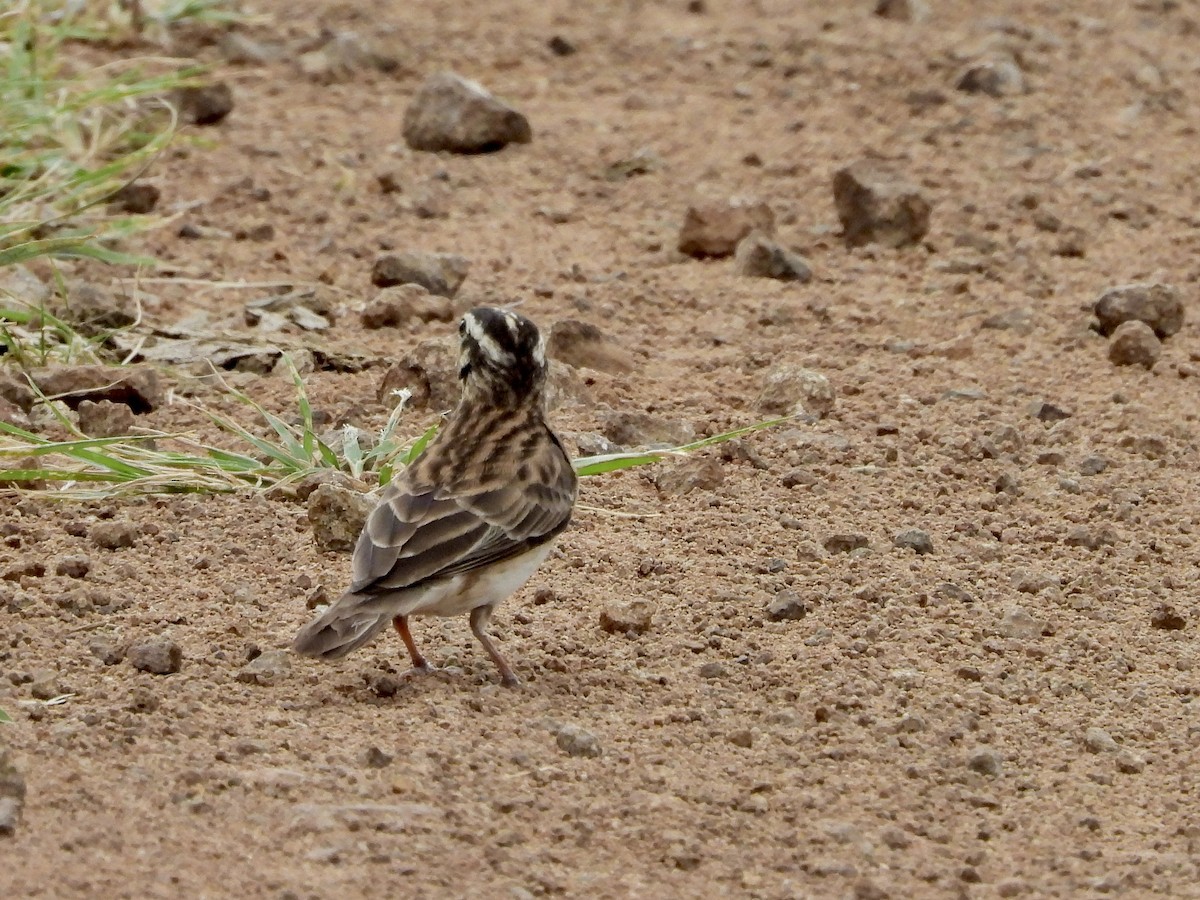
left=292, top=307, right=577, bottom=686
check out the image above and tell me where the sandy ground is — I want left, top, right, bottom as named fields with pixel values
left=3, top=0, right=1200, bottom=897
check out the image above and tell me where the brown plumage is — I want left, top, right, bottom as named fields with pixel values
left=292, top=307, right=577, bottom=686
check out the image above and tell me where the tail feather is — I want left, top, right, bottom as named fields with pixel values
left=292, top=593, right=393, bottom=660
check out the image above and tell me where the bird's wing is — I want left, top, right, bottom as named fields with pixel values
left=349, top=448, right=576, bottom=594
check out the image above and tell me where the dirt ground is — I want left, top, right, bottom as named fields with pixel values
left=4, top=0, right=1200, bottom=896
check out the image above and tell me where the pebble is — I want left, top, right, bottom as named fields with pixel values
left=1028, top=401, right=1071, bottom=422
left=1107, top=320, right=1161, bottom=368
left=376, top=340, right=458, bottom=411
left=1115, top=750, right=1145, bottom=774
left=1150, top=604, right=1186, bottom=631
left=699, top=662, right=726, bottom=679
left=128, top=636, right=183, bottom=675
left=1078, top=455, right=1108, bottom=476
left=756, top=365, right=835, bottom=418
left=307, top=484, right=375, bottom=553
left=998, top=606, right=1042, bottom=639
left=966, top=747, right=1003, bottom=777
left=174, top=82, right=234, bottom=126
left=874, top=0, right=929, bottom=22
left=109, top=182, right=160, bottom=214
left=1083, top=727, right=1119, bottom=753
left=547, top=320, right=635, bottom=374
left=598, top=599, right=656, bottom=635
left=235, top=650, right=291, bottom=686
left=403, top=72, right=532, bottom=153
left=0, top=752, right=26, bottom=837
left=728, top=729, right=754, bottom=749
left=89, top=520, right=137, bottom=550
left=555, top=724, right=601, bottom=758
left=1094, top=282, right=1184, bottom=338
left=370, top=252, right=469, bottom=298
left=733, top=234, right=812, bottom=282
left=360, top=285, right=454, bottom=329
left=655, top=457, right=724, bottom=496
left=765, top=591, right=809, bottom=621
left=599, top=410, right=694, bottom=448
left=31, top=365, right=163, bottom=412
left=77, top=399, right=135, bottom=438
left=893, top=528, right=934, bottom=555
left=824, top=533, right=869, bottom=554
left=363, top=747, right=394, bottom=769
left=54, top=555, right=91, bottom=578
left=677, top=197, right=775, bottom=258
left=833, top=159, right=931, bottom=248
left=29, top=669, right=62, bottom=700
left=955, top=56, right=1025, bottom=97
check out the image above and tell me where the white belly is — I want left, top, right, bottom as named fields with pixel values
left=407, top=543, right=555, bottom=618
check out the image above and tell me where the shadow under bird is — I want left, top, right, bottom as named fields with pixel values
left=292, top=307, right=578, bottom=686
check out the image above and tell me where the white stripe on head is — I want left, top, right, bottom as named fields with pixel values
left=464, top=312, right=515, bottom=366
left=533, top=333, right=546, bottom=366
left=503, top=311, right=520, bottom=338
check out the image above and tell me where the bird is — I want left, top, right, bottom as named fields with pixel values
left=292, top=307, right=578, bottom=687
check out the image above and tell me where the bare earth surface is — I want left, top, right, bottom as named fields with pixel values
left=4, top=1, right=1200, bottom=897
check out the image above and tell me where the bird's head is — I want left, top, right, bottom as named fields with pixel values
left=456, top=307, right=548, bottom=407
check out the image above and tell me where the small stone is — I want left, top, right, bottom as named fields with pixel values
left=781, top=469, right=818, bottom=489
left=833, top=159, right=931, bottom=248
left=54, top=555, right=91, bottom=578
left=678, top=197, right=775, bottom=258
left=308, top=484, right=375, bottom=553
left=403, top=72, right=532, bottom=153
left=1029, top=401, right=1071, bottom=422
left=728, top=729, right=753, bottom=749
left=967, top=747, right=1003, bottom=777
left=599, top=599, right=655, bottom=635
left=89, top=520, right=137, bottom=550
left=893, top=529, right=934, bottom=555
left=734, top=234, right=812, bottom=282
left=89, top=638, right=124, bottom=665
left=77, top=399, right=135, bottom=438
left=955, top=57, right=1025, bottom=97
left=235, top=650, right=291, bottom=686
left=765, top=591, right=808, bottom=621
left=29, top=669, right=62, bottom=700
left=699, top=662, right=726, bottom=679
left=297, top=31, right=396, bottom=82
left=547, top=320, right=635, bottom=374
left=599, top=410, right=695, bottom=448
left=1115, top=750, right=1145, bottom=774
left=1078, top=455, right=1108, bottom=476
left=377, top=341, right=458, bottom=412
left=997, top=878, right=1029, bottom=897
left=128, top=637, right=182, bottom=675
left=1108, top=320, right=1161, bottom=368
left=175, top=82, right=234, bottom=125
left=756, top=365, right=835, bottom=417
left=655, top=457, right=724, bottom=496
left=824, top=533, right=869, bottom=554
left=370, top=252, right=469, bottom=298
left=998, top=606, right=1041, bottom=639
left=1084, top=727, right=1119, bottom=753
left=108, top=182, right=160, bottom=214
left=547, top=35, right=576, bottom=56
left=556, top=724, right=601, bottom=758
left=363, top=746, right=394, bottom=768
left=874, top=0, right=929, bottom=22
left=361, top=284, right=454, bottom=329
left=1094, top=283, right=1184, bottom=338
left=31, top=365, right=163, bottom=412
left=1150, top=604, right=1186, bottom=631
left=1063, top=526, right=1117, bottom=551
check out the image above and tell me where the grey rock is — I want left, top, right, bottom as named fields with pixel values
left=599, top=410, right=694, bottom=448
left=998, top=606, right=1042, bottom=639
left=361, top=284, right=454, bottom=329
left=89, top=520, right=137, bottom=550
left=128, top=636, right=182, bottom=675
left=1028, top=401, right=1071, bottom=422
left=556, top=724, right=601, bottom=758
left=824, top=533, right=869, bottom=554
left=655, top=457, right=724, bottom=496
left=31, top=365, right=163, bottom=413
left=370, top=252, right=469, bottom=298
left=1150, top=604, right=1186, bottom=631
left=728, top=728, right=753, bottom=749
left=765, top=591, right=809, bottom=621
left=55, top=555, right=91, bottom=578
left=403, top=72, right=532, bottom=153
left=1115, top=750, right=1145, bottom=774
left=967, top=747, right=1003, bottom=777
left=236, top=650, right=291, bottom=686
left=956, top=57, right=1025, bottom=97
left=699, top=661, right=726, bottom=679
left=678, top=197, right=775, bottom=258
left=875, top=0, right=929, bottom=22
left=29, top=669, right=62, bottom=700
left=0, top=751, right=27, bottom=837
left=598, top=599, right=655, bottom=635
left=547, top=320, right=634, bottom=374
left=756, top=365, right=835, bottom=417
left=1108, top=320, right=1162, bottom=368
left=734, top=234, right=812, bottom=282
left=376, top=340, right=458, bottom=411
left=77, top=399, right=135, bottom=438
left=175, top=82, right=234, bottom=126
left=893, top=528, right=934, bottom=554
left=833, top=159, right=931, bottom=248
left=308, top=484, right=374, bottom=553
left=1094, top=283, right=1184, bottom=338
left=1078, top=455, right=1108, bottom=476
left=1084, top=727, right=1119, bottom=753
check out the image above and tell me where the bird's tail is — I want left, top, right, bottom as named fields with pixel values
left=291, top=592, right=393, bottom=660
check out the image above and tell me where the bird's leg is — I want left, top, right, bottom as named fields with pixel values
left=469, top=605, right=519, bottom=687
left=392, top=616, right=433, bottom=674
